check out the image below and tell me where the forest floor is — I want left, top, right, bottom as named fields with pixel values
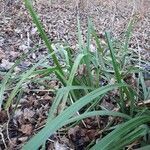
left=0, top=0, right=150, bottom=149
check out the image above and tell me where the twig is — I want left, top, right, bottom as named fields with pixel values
left=0, top=125, right=7, bottom=149
left=6, top=110, right=16, bottom=147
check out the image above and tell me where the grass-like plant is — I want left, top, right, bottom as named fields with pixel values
left=0, top=0, right=149, bottom=149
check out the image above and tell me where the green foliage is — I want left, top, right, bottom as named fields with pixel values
left=0, top=47, right=38, bottom=109
left=0, top=0, right=149, bottom=149
left=23, top=84, right=127, bottom=150
left=91, top=116, right=150, bottom=150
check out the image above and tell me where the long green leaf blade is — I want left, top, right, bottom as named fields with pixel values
left=23, top=83, right=126, bottom=150
left=24, top=0, right=63, bottom=75
left=91, top=116, right=150, bottom=150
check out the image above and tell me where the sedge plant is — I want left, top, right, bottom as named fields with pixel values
left=0, top=0, right=149, bottom=149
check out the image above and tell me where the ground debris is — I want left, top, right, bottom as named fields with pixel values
left=0, top=0, right=149, bottom=149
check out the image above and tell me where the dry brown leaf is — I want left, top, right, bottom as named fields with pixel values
left=18, top=136, right=28, bottom=143
left=23, top=108, right=35, bottom=120
left=54, top=141, right=68, bottom=150
left=9, top=51, right=20, bottom=58
left=0, top=48, right=5, bottom=60
left=101, top=99, right=115, bottom=110
left=0, top=59, right=14, bottom=70
left=0, top=111, right=7, bottom=123
left=19, top=124, right=33, bottom=135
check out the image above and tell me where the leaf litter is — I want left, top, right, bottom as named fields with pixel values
left=0, top=0, right=150, bottom=149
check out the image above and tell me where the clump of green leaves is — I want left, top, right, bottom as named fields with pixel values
left=0, top=0, right=149, bottom=149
